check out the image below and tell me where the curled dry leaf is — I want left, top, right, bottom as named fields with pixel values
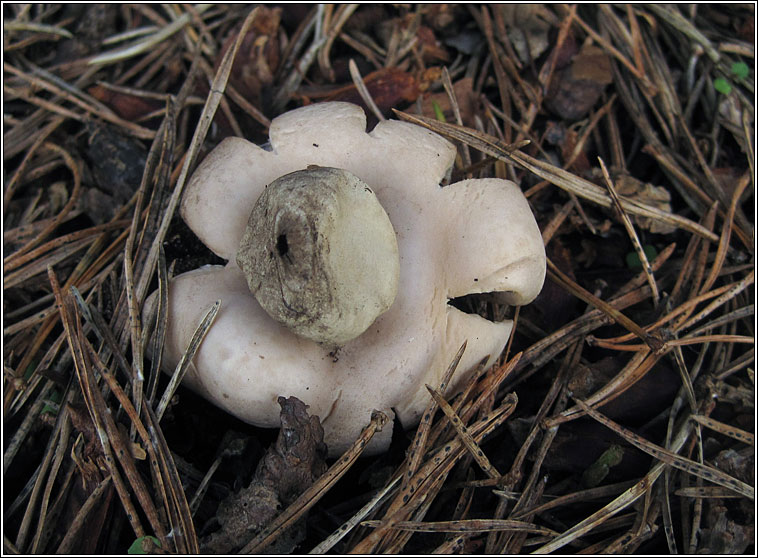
left=324, top=67, right=420, bottom=117
left=415, top=25, right=451, bottom=63
left=546, top=44, right=613, bottom=120
left=67, top=402, right=106, bottom=491
left=216, top=6, right=281, bottom=109
left=499, top=4, right=552, bottom=64
left=612, top=173, right=676, bottom=234
left=422, top=4, right=466, bottom=31
left=555, top=124, right=592, bottom=174
left=87, top=85, right=164, bottom=122
left=201, top=396, right=327, bottom=554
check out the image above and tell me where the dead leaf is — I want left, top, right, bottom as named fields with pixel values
left=201, top=396, right=327, bottom=554
left=570, top=45, right=613, bottom=85
left=558, top=127, right=591, bottom=174
left=67, top=403, right=107, bottom=494
left=612, top=173, right=676, bottom=234
left=422, top=4, right=466, bottom=31
left=324, top=67, right=420, bottom=117
left=415, top=25, right=450, bottom=63
left=546, top=44, right=613, bottom=120
left=420, top=76, right=477, bottom=126
left=216, top=6, right=281, bottom=108
left=568, top=359, right=618, bottom=400
left=500, top=4, right=552, bottom=64
left=67, top=402, right=102, bottom=464
left=88, top=84, right=163, bottom=122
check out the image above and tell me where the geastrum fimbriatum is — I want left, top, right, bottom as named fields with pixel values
left=151, top=102, right=545, bottom=455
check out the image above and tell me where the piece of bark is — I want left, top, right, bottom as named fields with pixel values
left=201, top=396, right=327, bottom=554
left=698, top=500, right=754, bottom=553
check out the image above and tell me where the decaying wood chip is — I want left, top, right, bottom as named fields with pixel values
left=698, top=500, right=754, bottom=554
left=201, top=396, right=327, bottom=554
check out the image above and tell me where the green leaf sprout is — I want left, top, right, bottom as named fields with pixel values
left=128, top=536, right=161, bottom=554
left=713, top=77, right=733, bottom=95
left=731, top=61, right=749, bottom=79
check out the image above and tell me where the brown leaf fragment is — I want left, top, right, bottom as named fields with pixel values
left=256, top=396, right=329, bottom=504
left=712, top=166, right=745, bottom=200
left=611, top=173, right=676, bottom=234
left=87, top=85, right=164, bottom=122
left=216, top=6, right=281, bottom=108
left=201, top=396, right=327, bottom=554
left=499, top=4, right=552, bottom=64
left=67, top=402, right=103, bottom=465
left=567, top=359, right=618, bottom=400
left=550, top=32, right=580, bottom=72
left=570, top=45, right=613, bottom=85
left=57, top=476, right=114, bottom=554
left=736, top=14, right=754, bottom=41
left=546, top=44, right=613, bottom=120
left=420, top=77, right=477, bottom=127
left=415, top=25, right=451, bottom=63
left=422, top=4, right=466, bottom=31
left=324, top=67, right=420, bottom=118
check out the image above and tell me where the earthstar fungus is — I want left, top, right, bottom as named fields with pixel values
left=152, top=102, right=546, bottom=455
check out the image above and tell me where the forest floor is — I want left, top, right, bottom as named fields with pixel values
left=3, top=4, right=754, bottom=554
